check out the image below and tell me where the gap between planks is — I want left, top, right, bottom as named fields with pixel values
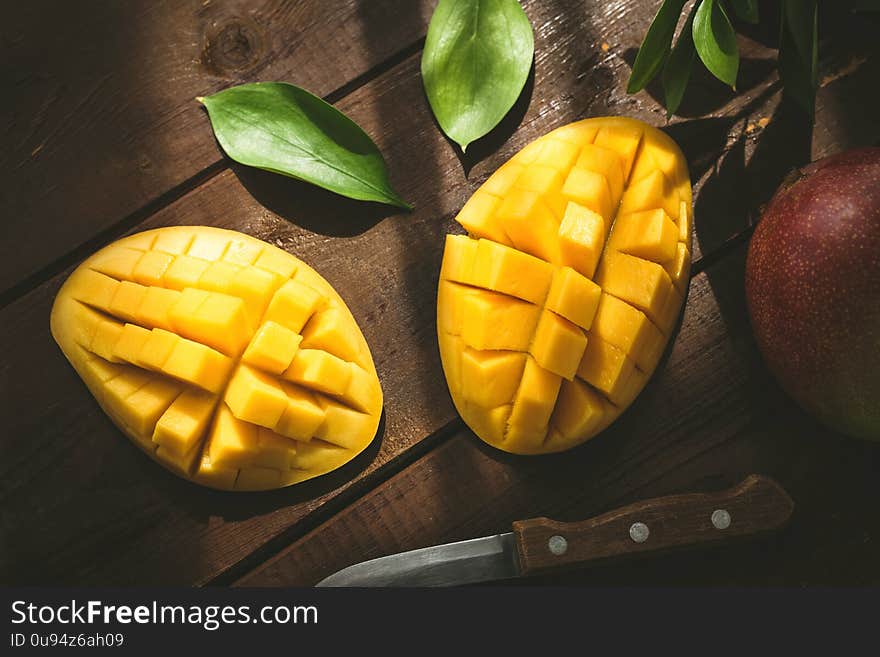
left=0, top=36, right=427, bottom=314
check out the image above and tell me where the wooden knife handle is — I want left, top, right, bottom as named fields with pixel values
left=511, top=475, right=794, bottom=577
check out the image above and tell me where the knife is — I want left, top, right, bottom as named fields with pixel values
left=316, top=474, right=794, bottom=586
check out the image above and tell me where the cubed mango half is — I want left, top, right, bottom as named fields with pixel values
left=50, top=226, right=383, bottom=490
left=438, top=117, right=692, bottom=454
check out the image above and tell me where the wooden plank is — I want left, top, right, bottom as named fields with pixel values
left=238, top=244, right=880, bottom=587
left=6, top=0, right=858, bottom=300
left=1, top=3, right=877, bottom=585
left=0, top=0, right=435, bottom=296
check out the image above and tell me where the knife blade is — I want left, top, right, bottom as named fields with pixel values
left=316, top=474, right=793, bottom=587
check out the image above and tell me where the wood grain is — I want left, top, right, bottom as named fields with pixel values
left=0, top=0, right=435, bottom=296
left=1, top=1, right=878, bottom=586
left=238, top=245, right=880, bottom=587
left=8, top=0, right=876, bottom=300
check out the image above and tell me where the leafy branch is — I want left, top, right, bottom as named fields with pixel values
left=628, top=0, right=823, bottom=117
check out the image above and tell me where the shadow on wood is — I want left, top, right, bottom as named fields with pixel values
left=450, top=62, right=537, bottom=177
left=169, top=410, right=387, bottom=522
left=230, top=163, right=402, bottom=237
left=622, top=46, right=777, bottom=119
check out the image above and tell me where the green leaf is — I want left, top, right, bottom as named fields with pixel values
left=693, top=0, right=740, bottom=88
left=199, top=82, right=411, bottom=209
left=627, top=0, right=688, bottom=93
left=662, top=5, right=697, bottom=117
left=778, top=0, right=818, bottom=116
left=730, top=0, right=759, bottom=23
left=421, top=0, right=534, bottom=151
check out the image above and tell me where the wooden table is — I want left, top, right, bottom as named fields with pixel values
left=2, top=1, right=878, bottom=587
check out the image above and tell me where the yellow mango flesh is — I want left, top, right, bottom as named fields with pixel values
left=51, top=226, right=382, bottom=490
left=438, top=117, right=692, bottom=454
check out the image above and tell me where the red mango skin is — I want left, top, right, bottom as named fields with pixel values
left=745, top=147, right=880, bottom=441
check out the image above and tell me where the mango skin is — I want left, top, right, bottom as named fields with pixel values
left=50, top=226, right=383, bottom=490
left=746, top=148, right=880, bottom=441
left=437, top=117, right=693, bottom=454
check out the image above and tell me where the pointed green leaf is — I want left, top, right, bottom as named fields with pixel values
left=421, top=0, right=534, bottom=152
left=662, top=5, right=698, bottom=116
left=693, top=0, right=740, bottom=88
left=200, top=82, right=411, bottom=209
left=627, top=0, right=688, bottom=93
left=730, top=0, right=759, bottom=23
left=779, top=0, right=818, bottom=116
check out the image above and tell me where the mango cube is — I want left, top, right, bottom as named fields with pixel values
left=153, top=389, right=216, bottom=456
left=163, top=255, right=210, bottom=290
left=314, top=396, right=377, bottom=450
left=617, top=170, right=679, bottom=221
left=577, top=334, right=636, bottom=406
left=515, top=164, right=567, bottom=216
left=532, top=138, right=580, bottom=171
left=591, top=293, right=663, bottom=372
left=495, top=188, right=561, bottom=263
left=90, top=247, right=144, bottom=281
left=576, top=144, right=625, bottom=201
left=137, top=328, right=180, bottom=371
left=663, top=242, right=691, bottom=292
left=108, top=281, right=148, bottom=323
left=529, top=310, right=588, bottom=380
left=455, top=190, right=508, bottom=244
left=187, top=233, right=229, bottom=261
left=90, top=318, right=125, bottom=362
left=459, top=290, right=541, bottom=351
left=461, top=402, right=511, bottom=448
left=222, top=238, right=263, bottom=266
left=264, top=279, right=323, bottom=333
left=73, top=270, right=119, bottom=311
left=283, top=348, right=350, bottom=396
left=251, top=428, right=296, bottom=469
left=198, top=260, right=241, bottom=293
left=224, top=365, right=289, bottom=429
left=558, top=202, right=605, bottom=278
left=301, top=308, right=361, bottom=364
left=120, top=378, right=182, bottom=437
left=243, top=321, right=302, bottom=375
left=610, top=209, right=678, bottom=264
left=112, top=323, right=152, bottom=365
left=595, top=252, right=675, bottom=326
left=551, top=379, right=606, bottom=442
left=135, top=286, right=181, bottom=331
left=470, top=238, right=554, bottom=304
left=460, top=348, right=526, bottom=408
left=341, top=364, right=382, bottom=414
left=152, top=229, right=193, bottom=255
left=132, top=250, right=174, bottom=286
left=161, top=338, right=231, bottom=393
left=482, top=162, right=524, bottom=197
left=593, top=122, right=643, bottom=179
left=544, top=266, right=602, bottom=330
left=170, top=290, right=250, bottom=356
left=561, top=167, right=613, bottom=221
left=208, top=404, right=260, bottom=469
left=275, top=383, right=325, bottom=441
left=227, top=266, right=283, bottom=329
left=253, top=246, right=298, bottom=278
left=508, top=357, right=562, bottom=430
left=439, top=234, right=479, bottom=284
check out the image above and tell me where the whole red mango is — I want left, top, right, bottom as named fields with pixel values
left=746, top=147, right=880, bottom=440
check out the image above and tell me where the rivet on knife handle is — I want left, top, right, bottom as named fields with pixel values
left=511, top=474, right=794, bottom=578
